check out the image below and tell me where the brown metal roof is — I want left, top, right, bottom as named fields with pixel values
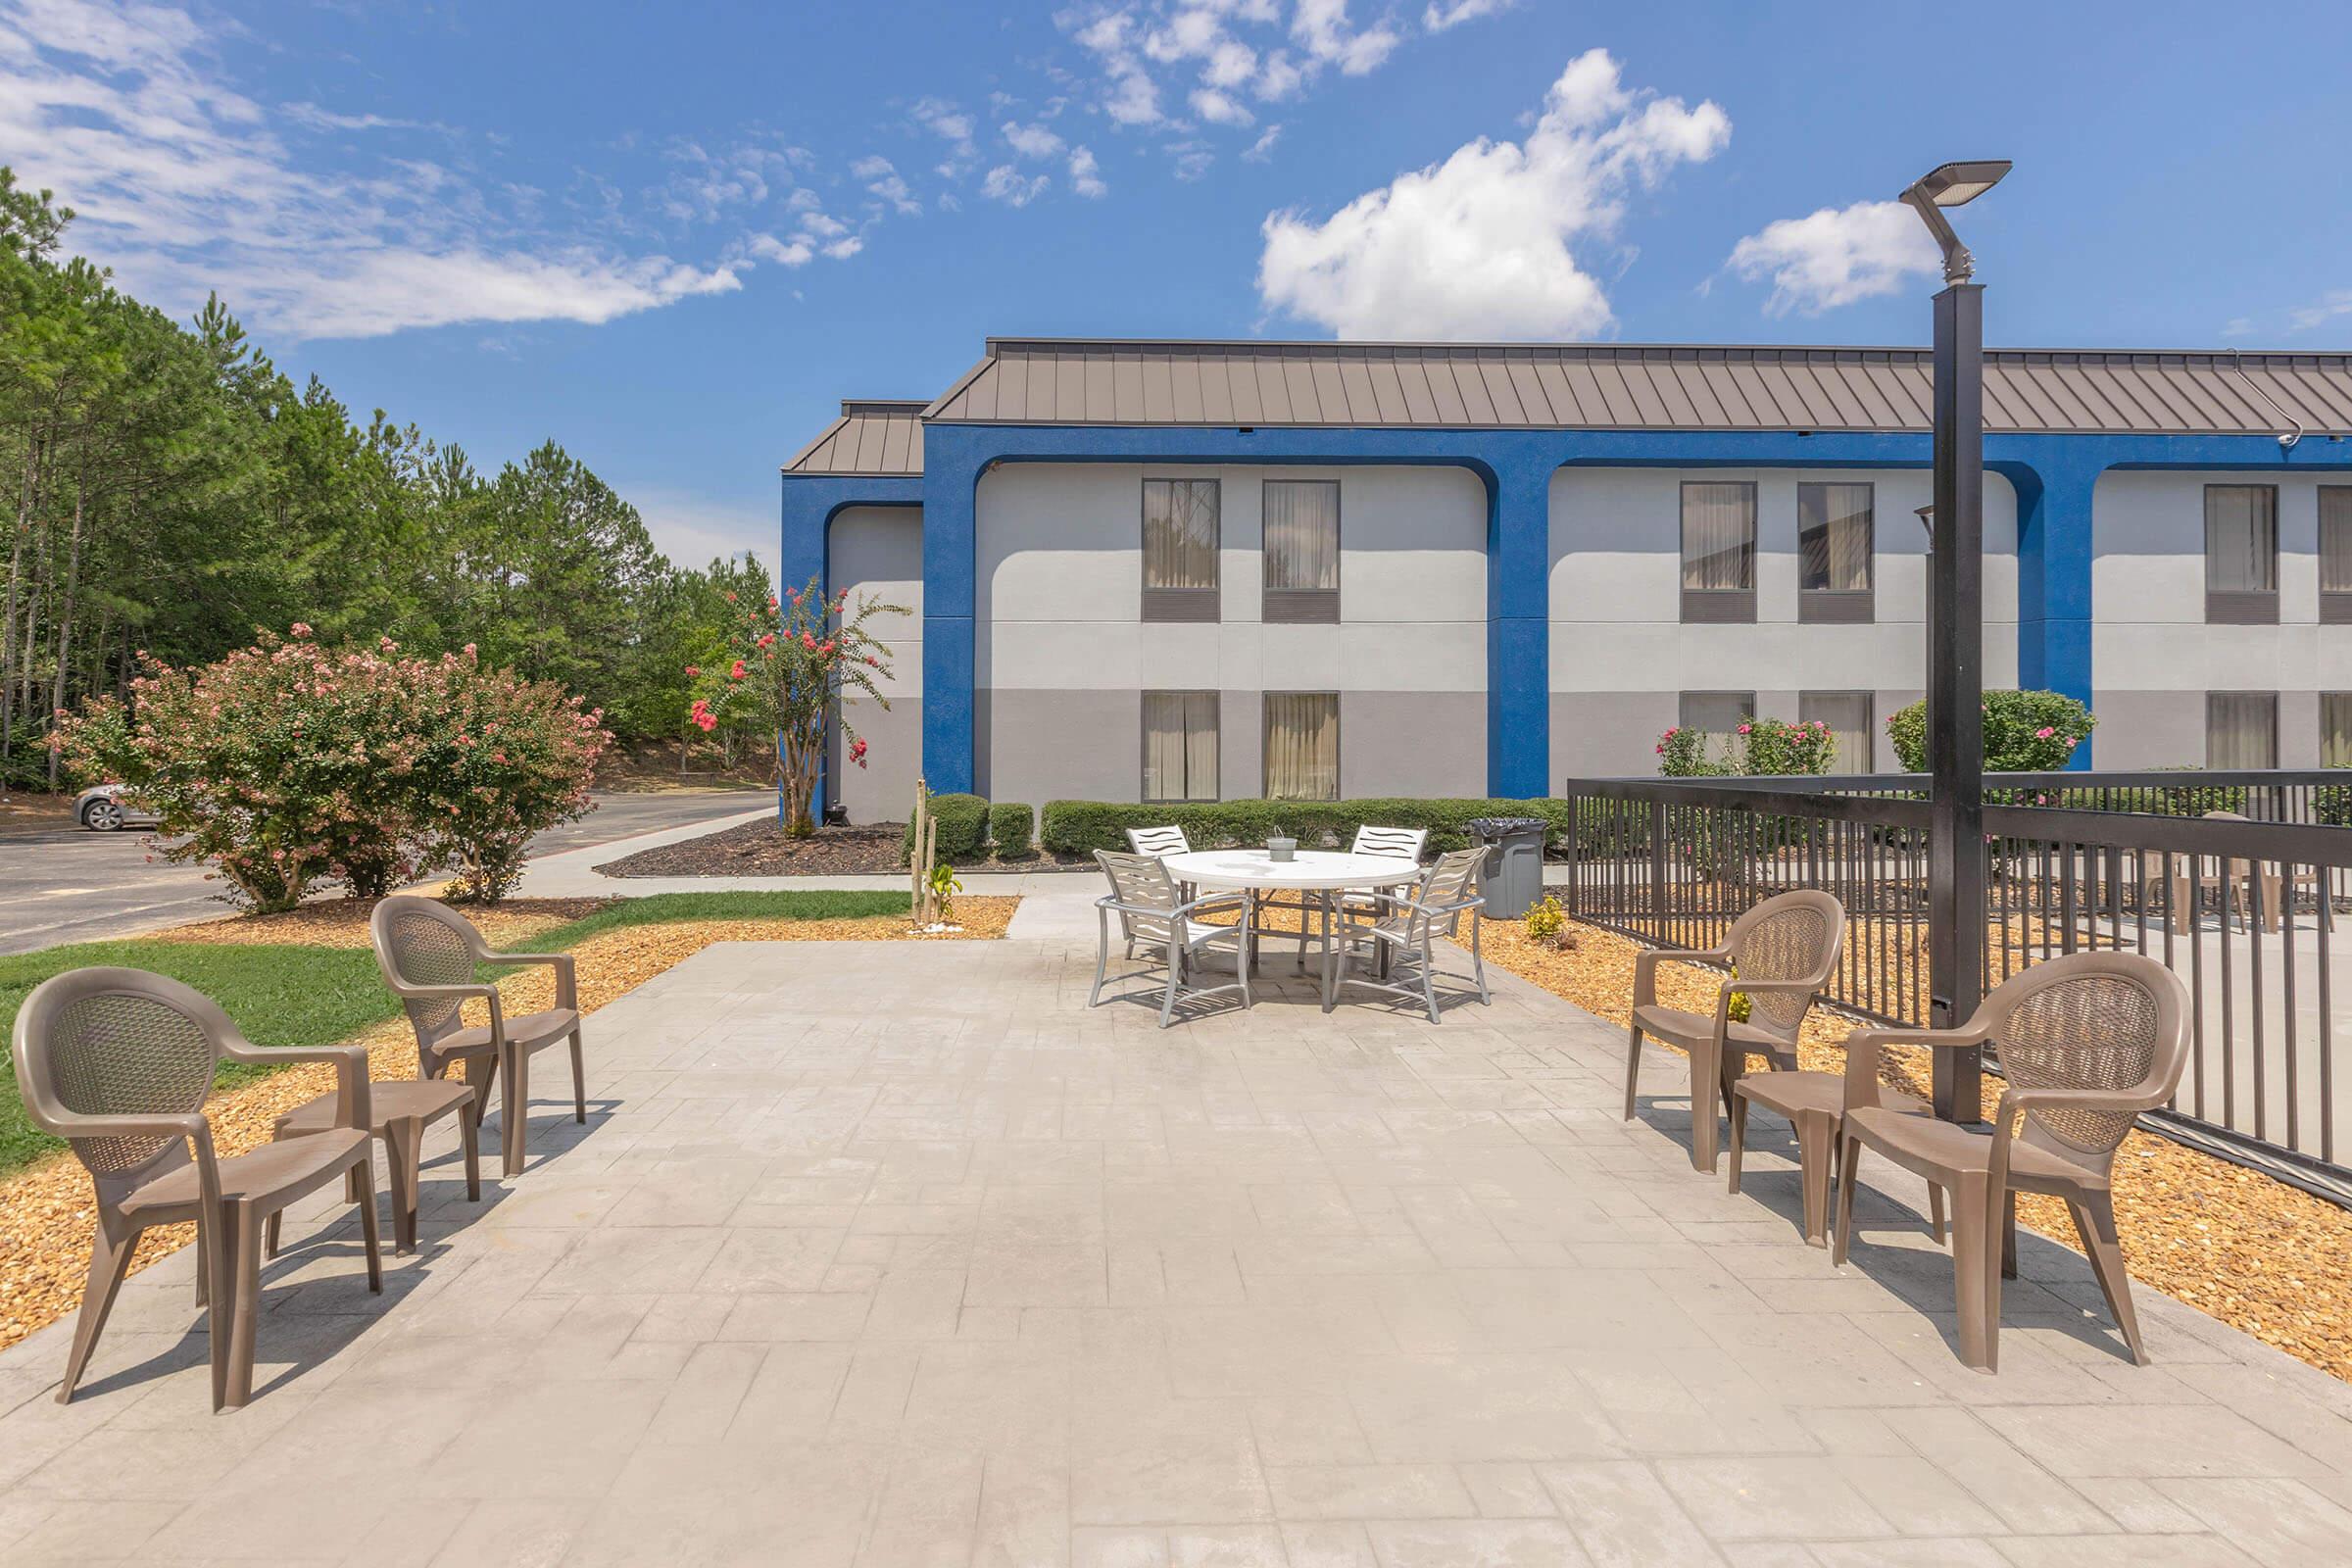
left=920, top=339, right=2352, bottom=437
left=781, top=399, right=927, bottom=475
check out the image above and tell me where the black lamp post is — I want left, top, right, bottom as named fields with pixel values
left=1902, top=158, right=2009, bottom=1122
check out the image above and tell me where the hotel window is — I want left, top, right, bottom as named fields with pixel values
left=1798, top=482, right=1874, bottom=622
left=1800, top=691, right=1875, bottom=773
left=1142, top=692, right=1219, bottom=803
left=1262, top=480, right=1340, bottom=623
left=2325, top=694, right=2352, bottom=768
left=1679, top=691, right=1756, bottom=742
left=1681, top=481, right=1756, bottom=623
left=2323, top=488, right=2352, bottom=624
left=2204, top=484, right=2278, bottom=624
left=2206, top=691, right=2278, bottom=769
left=1264, top=693, right=1340, bottom=801
left=1142, top=477, right=1220, bottom=622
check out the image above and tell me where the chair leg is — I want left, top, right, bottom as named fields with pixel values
left=354, top=1157, right=383, bottom=1294
left=1236, top=910, right=1252, bottom=1009
left=58, top=1215, right=138, bottom=1404
left=569, top=1029, right=587, bottom=1124
left=1795, top=1110, right=1835, bottom=1248
left=2071, top=1191, right=2146, bottom=1365
left=1928, top=1183, right=1947, bottom=1246
left=501, top=1045, right=529, bottom=1178
left=1949, top=1172, right=1996, bottom=1373
left=1471, top=912, right=1490, bottom=1004
left=462, top=1101, right=483, bottom=1202
left=1724, top=1093, right=1748, bottom=1195
left=385, top=1120, right=419, bottom=1255
left=470, top=1054, right=499, bottom=1124
left=1090, top=906, right=1111, bottom=1007
left=1158, top=937, right=1182, bottom=1029
left=196, top=1221, right=211, bottom=1304
left=263, top=1211, right=280, bottom=1261
left=1419, top=940, right=1441, bottom=1024
left=1832, top=1136, right=1862, bottom=1266
left=1622, top=1025, right=1643, bottom=1121
left=224, top=1201, right=261, bottom=1411
left=1686, top=1039, right=1722, bottom=1173
left=2001, top=1190, right=2020, bottom=1280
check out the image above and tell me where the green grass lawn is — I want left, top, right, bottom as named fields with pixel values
left=0, top=890, right=914, bottom=1178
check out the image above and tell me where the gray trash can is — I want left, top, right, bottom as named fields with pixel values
left=1466, top=815, right=1547, bottom=919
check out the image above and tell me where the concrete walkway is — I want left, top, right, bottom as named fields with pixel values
left=3, top=922, right=2349, bottom=1565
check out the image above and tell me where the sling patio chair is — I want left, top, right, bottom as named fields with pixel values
left=266, top=1058, right=480, bottom=1258
left=1089, top=849, right=1253, bottom=1028
left=1122, top=824, right=1196, bottom=947
left=1832, top=950, right=2191, bottom=1372
left=12, top=968, right=382, bottom=1411
left=1624, top=889, right=1844, bottom=1174
left=1324, top=846, right=1489, bottom=1023
left=371, top=894, right=585, bottom=1178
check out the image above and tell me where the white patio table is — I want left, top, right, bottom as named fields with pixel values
left=1160, top=849, right=1424, bottom=1005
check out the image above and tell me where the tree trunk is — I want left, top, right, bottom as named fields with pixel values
left=46, top=474, right=87, bottom=789
left=0, top=435, right=38, bottom=768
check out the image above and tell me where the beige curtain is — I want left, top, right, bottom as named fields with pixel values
left=1143, top=692, right=1218, bottom=802
left=1144, top=479, right=1219, bottom=590
left=1681, top=482, right=1754, bottom=591
left=2324, top=694, right=2352, bottom=768
left=1799, top=483, right=1873, bottom=592
left=1263, top=480, right=1339, bottom=591
left=1264, top=693, right=1339, bottom=801
left=2323, top=488, right=2352, bottom=594
left=1800, top=691, right=1874, bottom=772
left=2206, top=692, right=2278, bottom=768
left=2205, top=486, right=2278, bottom=593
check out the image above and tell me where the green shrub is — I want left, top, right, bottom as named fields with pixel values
left=989, top=801, right=1036, bottom=859
left=903, top=792, right=989, bottom=863
left=1038, top=798, right=1573, bottom=858
left=1886, top=689, right=2094, bottom=772
left=1657, top=717, right=1837, bottom=777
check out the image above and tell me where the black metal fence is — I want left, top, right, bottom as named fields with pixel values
left=1560, top=773, right=2352, bottom=1204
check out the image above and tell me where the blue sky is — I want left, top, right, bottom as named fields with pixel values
left=6, top=0, right=2349, bottom=571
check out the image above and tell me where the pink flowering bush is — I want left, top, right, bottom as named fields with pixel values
left=55, top=629, right=611, bottom=912
left=1655, top=717, right=1837, bottom=777
left=1886, top=689, right=2094, bottom=772
left=689, top=574, right=906, bottom=837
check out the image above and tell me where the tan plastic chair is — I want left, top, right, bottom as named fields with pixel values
left=11, top=968, right=381, bottom=1411
left=1729, top=1051, right=1936, bottom=1250
left=1832, top=950, right=2191, bottom=1372
left=1624, top=889, right=1845, bottom=1173
left=371, top=895, right=584, bottom=1177
left=267, top=1072, right=479, bottom=1256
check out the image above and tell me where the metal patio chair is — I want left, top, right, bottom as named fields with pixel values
left=12, top=968, right=381, bottom=1411
left=1089, top=849, right=1252, bottom=1028
left=1121, top=824, right=1196, bottom=951
left=1624, top=889, right=1844, bottom=1174
left=1832, top=950, right=2190, bottom=1372
left=1325, top=846, right=1489, bottom=1023
left=371, top=895, right=584, bottom=1178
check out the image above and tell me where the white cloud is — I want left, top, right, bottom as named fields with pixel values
left=851, top=154, right=920, bottom=215
left=1003, top=121, right=1066, bottom=159
left=1422, top=0, right=1515, bottom=30
left=1190, top=86, right=1253, bottom=125
left=1291, top=0, right=1398, bottom=74
left=1253, top=49, right=1304, bottom=100
left=1203, top=39, right=1257, bottom=88
left=1256, top=48, right=1729, bottom=339
left=1241, top=123, right=1283, bottom=162
left=0, top=0, right=752, bottom=340
left=1166, top=139, right=1214, bottom=181
left=1724, top=199, right=1938, bottom=315
left=909, top=96, right=978, bottom=161
left=1072, top=12, right=1164, bottom=126
left=2289, top=290, right=2352, bottom=331
left=981, top=164, right=1050, bottom=206
left=1068, top=145, right=1108, bottom=198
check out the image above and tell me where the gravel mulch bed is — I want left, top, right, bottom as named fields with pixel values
left=0, top=898, right=1017, bottom=1354
left=1478, top=914, right=2352, bottom=1384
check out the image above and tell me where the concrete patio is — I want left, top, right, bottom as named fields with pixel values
left=4, top=914, right=2351, bottom=1566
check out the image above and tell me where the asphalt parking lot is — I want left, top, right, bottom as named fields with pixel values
left=0, top=789, right=764, bottom=956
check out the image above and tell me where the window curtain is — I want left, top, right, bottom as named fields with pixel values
left=1263, top=480, right=1339, bottom=591
left=1264, top=693, right=1339, bottom=801
left=1681, top=482, right=1755, bottom=591
left=2205, top=486, right=2278, bottom=593
left=2323, top=488, right=2352, bottom=594
left=2206, top=692, right=2278, bottom=769
left=1143, top=692, right=1217, bottom=802
left=1800, top=691, right=1874, bottom=772
left=1143, top=479, right=1219, bottom=590
left=1798, top=483, right=1873, bottom=592
left=2324, top=694, right=2352, bottom=769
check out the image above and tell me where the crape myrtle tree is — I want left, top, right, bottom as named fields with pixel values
left=687, top=576, right=906, bottom=837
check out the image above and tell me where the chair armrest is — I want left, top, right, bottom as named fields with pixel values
left=222, top=1040, right=372, bottom=1127
left=1996, top=1083, right=2171, bottom=1123
left=1841, top=1022, right=1992, bottom=1111
left=1631, top=945, right=1730, bottom=1009
left=31, top=1107, right=211, bottom=1145
left=496, top=952, right=577, bottom=1010
left=1174, top=892, right=1249, bottom=919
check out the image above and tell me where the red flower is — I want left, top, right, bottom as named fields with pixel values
left=723, top=591, right=737, bottom=603
left=728, top=660, right=747, bottom=680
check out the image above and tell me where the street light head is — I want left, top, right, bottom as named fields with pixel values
left=1909, top=160, right=2012, bottom=209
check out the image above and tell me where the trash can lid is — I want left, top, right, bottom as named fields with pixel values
left=1465, top=815, right=1547, bottom=837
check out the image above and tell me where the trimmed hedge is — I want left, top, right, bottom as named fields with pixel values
left=1038, top=798, right=1573, bottom=858
left=903, top=792, right=990, bottom=863
left=989, top=801, right=1036, bottom=859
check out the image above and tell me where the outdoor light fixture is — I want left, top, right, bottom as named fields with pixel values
left=1914, top=503, right=1935, bottom=543
left=1900, top=159, right=2013, bottom=285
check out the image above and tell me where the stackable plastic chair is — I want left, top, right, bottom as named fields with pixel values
left=1089, top=849, right=1252, bottom=1028
left=1833, top=950, right=2190, bottom=1372
left=1624, top=890, right=1844, bottom=1173
left=1326, top=846, right=1489, bottom=1023
left=371, top=895, right=584, bottom=1177
left=12, top=968, right=381, bottom=1410
left=268, top=1064, right=479, bottom=1257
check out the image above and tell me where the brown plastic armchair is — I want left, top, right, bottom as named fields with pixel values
left=1624, top=889, right=1844, bottom=1173
left=11, top=968, right=382, bottom=1411
left=371, top=895, right=584, bottom=1178
left=1832, top=950, right=2191, bottom=1372
left=267, top=1063, right=479, bottom=1257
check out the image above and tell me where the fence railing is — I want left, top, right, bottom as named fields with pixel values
left=1559, top=774, right=2352, bottom=1205
left=1695, top=768, right=2351, bottom=826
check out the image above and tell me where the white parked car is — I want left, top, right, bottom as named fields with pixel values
left=74, top=783, right=161, bottom=832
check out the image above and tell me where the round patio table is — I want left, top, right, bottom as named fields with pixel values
left=1161, top=849, right=1424, bottom=1005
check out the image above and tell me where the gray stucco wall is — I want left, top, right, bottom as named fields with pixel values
left=826, top=506, right=923, bottom=822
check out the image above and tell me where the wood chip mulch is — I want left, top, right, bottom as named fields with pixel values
left=1480, top=915, right=2352, bottom=1384
left=594, top=819, right=915, bottom=877
left=151, top=897, right=615, bottom=949
left=0, top=897, right=1017, bottom=1355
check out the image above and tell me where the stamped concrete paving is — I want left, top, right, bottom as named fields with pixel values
left=4, top=930, right=2352, bottom=1566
